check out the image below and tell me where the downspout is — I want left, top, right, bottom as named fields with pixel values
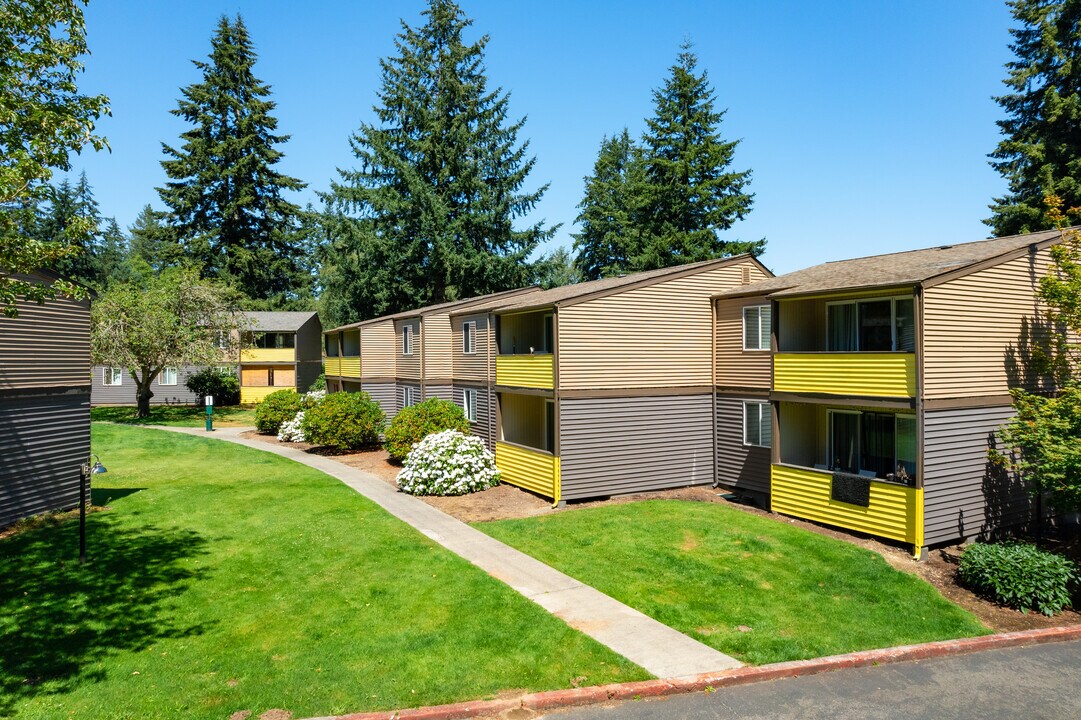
left=419, top=319, right=426, bottom=400
left=487, top=312, right=494, bottom=447
left=711, top=298, right=719, bottom=488
left=552, top=306, right=561, bottom=508
left=913, top=284, right=927, bottom=560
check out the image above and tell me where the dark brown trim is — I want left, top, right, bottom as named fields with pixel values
left=494, top=385, right=555, bottom=398
left=560, top=386, right=713, bottom=400
left=552, top=309, right=561, bottom=457
left=711, top=298, right=718, bottom=487
left=423, top=377, right=455, bottom=387
left=924, top=394, right=1015, bottom=411
left=359, top=376, right=396, bottom=384
left=452, top=378, right=488, bottom=389
left=770, top=391, right=916, bottom=410
left=714, top=386, right=771, bottom=397
left=914, top=285, right=926, bottom=489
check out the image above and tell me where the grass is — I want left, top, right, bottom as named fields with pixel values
left=479, top=500, right=991, bottom=666
left=0, top=425, right=646, bottom=720
left=91, top=404, right=258, bottom=428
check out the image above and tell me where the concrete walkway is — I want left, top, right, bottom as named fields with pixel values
left=152, top=425, right=742, bottom=678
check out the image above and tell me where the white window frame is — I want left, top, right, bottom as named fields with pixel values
left=404, top=386, right=418, bottom=407
left=463, top=321, right=477, bottom=355
left=103, top=367, right=123, bottom=386
left=402, top=324, right=414, bottom=356
left=463, top=388, right=478, bottom=422
left=742, top=305, right=771, bottom=351
left=827, top=408, right=918, bottom=482
left=743, top=401, right=771, bottom=448
left=159, top=367, right=178, bottom=386
left=824, top=295, right=914, bottom=352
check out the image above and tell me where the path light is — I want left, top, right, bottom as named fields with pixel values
left=79, top=454, right=107, bottom=564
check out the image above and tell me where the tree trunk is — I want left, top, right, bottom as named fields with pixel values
left=135, top=379, right=155, bottom=418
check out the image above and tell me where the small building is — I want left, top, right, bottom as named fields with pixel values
left=482, top=255, right=771, bottom=504
left=0, top=271, right=91, bottom=528
left=714, top=228, right=1067, bottom=557
left=91, top=310, right=323, bottom=406
left=323, top=288, right=538, bottom=426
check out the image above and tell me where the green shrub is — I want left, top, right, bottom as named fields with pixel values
left=384, top=397, right=471, bottom=461
left=302, top=391, right=385, bottom=451
left=309, top=373, right=327, bottom=392
left=254, top=389, right=303, bottom=434
left=397, top=430, right=500, bottom=495
left=958, top=542, right=1077, bottom=616
left=185, top=367, right=240, bottom=406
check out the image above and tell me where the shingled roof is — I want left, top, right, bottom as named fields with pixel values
left=326, top=286, right=539, bottom=333
left=243, top=311, right=319, bottom=332
left=477, top=254, right=768, bottom=315
left=716, top=227, right=1070, bottom=300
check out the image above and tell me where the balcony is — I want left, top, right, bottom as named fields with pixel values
left=770, top=464, right=923, bottom=548
left=496, top=354, right=554, bottom=389
left=339, top=356, right=361, bottom=378
left=325, top=356, right=341, bottom=375
left=495, top=441, right=560, bottom=503
left=774, top=352, right=915, bottom=398
left=241, top=348, right=295, bottom=363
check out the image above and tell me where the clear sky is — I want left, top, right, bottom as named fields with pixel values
left=72, top=0, right=1015, bottom=276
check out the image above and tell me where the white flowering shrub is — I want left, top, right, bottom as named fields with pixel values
left=396, top=430, right=501, bottom=496
left=302, top=388, right=326, bottom=407
left=278, top=410, right=306, bottom=442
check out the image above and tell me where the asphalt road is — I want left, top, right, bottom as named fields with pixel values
left=542, top=639, right=1081, bottom=720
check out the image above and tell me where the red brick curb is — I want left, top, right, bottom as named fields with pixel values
left=327, top=625, right=1081, bottom=720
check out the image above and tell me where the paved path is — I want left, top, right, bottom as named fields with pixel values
left=542, top=639, right=1081, bottom=720
left=152, top=425, right=742, bottom=678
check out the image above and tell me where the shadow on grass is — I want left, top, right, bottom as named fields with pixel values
left=91, top=405, right=251, bottom=425
left=90, top=487, right=145, bottom=505
left=0, top=512, right=211, bottom=714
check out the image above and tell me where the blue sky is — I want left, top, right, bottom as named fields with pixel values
left=73, top=0, right=1015, bottom=275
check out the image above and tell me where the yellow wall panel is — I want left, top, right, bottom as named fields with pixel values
left=495, top=442, right=560, bottom=503
left=241, top=385, right=293, bottom=404
left=325, top=357, right=341, bottom=376
left=340, top=357, right=361, bottom=378
left=496, top=354, right=554, bottom=389
left=241, top=348, right=295, bottom=363
left=774, top=353, right=916, bottom=397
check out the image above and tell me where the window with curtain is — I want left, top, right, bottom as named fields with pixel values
left=160, top=367, right=178, bottom=386
left=827, top=303, right=857, bottom=351
left=829, top=411, right=860, bottom=473
left=861, top=411, right=895, bottom=477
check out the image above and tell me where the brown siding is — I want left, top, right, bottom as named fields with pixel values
left=424, top=384, right=454, bottom=401
left=296, top=362, right=322, bottom=393
left=422, top=313, right=454, bottom=379
left=361, top=381, right=396, bottom=422
left=714, top=394, right=771, bottom=496
left=452, top=313, right=492, bottom=381
left=0, top=392, right=90, bottom=528
left=557, top=260, right=768, bottom=390
left=715, top=295, right=771, bottom=389
left=0, top=292, right=90, bottom=390
left=295, top=314, right=323, bottom=362
left=559, top=393, right=715, bottom=500
left=91, top=364, right=204, bottom=405
left=923, top=247, right=1056, bottom=399
left=360, top=321, right=395, bottom=378
left=777, top=297, right=827, bottom=352
left=923, top=404, right=1036, bottom=545
left=453, top=384, right=494, bottom=447
left=395, top=319, right=421, bottom=380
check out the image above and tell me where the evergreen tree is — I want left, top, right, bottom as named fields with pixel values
left=533, top=246, right=581, bottom=289
left=324, top=0, right=555, bottom=318
left=129, top=204, right=182, bottom=272
left=572, top=129, right=646, bottom=280
left=637, top=43, right=761, bottom=269
left=158, top=14, right=308, bottom=303
left=96, top=218, right=137, bottom=287
left=987, top=0, right=1081, bottom=236
left=40, top=172, right=102, bottom=285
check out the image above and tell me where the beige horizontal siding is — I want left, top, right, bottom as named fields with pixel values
left=715, top=295, right=771, bottom=389
left=360, top=321, right=395, bottom=378
left=0, top=293, right=90, bottom=390
left=558, top=260, right=768, bottom=390
left=452, top=313, right=491, bottom=381
left=423, top=313, right=454, bottom=379
left=923, top=248, right=1056, bottom=399
left=395, top=319, right=421, bottom=379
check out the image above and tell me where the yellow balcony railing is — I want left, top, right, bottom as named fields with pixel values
left=241, top=348, right=295, bottom=363
left=325, top=357, right=341, bottom=375
left=771, top=464, right=923, bottom=553
left=340, top=356, right=361, bottom=378
left=774, top=353, right=916, bottom=398
left=496, top=354, right=554, bottom=389
left=495, top=442, right=560, bottom=504
left=240, top=385, right=294, bottom=404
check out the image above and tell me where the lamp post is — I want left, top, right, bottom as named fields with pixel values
left=79, top=454, right=107, bottom=564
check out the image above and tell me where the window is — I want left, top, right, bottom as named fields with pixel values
left=103, top=367, right=122, bottom=386
left=463, top=321, right=476, bottom=354
left=743, top=401, right=772, bottom=447
left=248, top=332, right=295, bottom=349
left=827, top=409, right=917, bottom=483
left=544, top=399, right=556, bottom=453
left=215, top=331, right=230, bottom=350
left=743, top=305, right=771, bottom=351
left=402, top=325, right=414, bottom=355
left=404, top=386, right=418, bottom=407
left=543, top=314, right=554, bottom=353
left=463, top=388, right=478, bottom=422
left=325, top=334, right=339, bottom=357
left=160, top=367, right=178, bottom=386
left=827, top=297, right=915, bottom=352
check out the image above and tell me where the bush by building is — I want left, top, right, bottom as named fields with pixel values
left=396, top=430, right=500, bottom=496
left=302, top=391, right=385, bottom=451
left=958, top=541, right=1077, bottom=616
left=384, top=398, right=470, bottom=461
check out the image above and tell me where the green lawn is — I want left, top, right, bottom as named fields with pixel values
left=479, top=500, right=991, bottom=666
left=0, top=425, right=645, bottom=720
left=91, top=404, right=258, bottom=428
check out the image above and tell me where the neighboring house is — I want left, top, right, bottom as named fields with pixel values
left=714, top=228, right=1067, bottom=557
left=91, top=311, right=323, bottom=406
left=483, top=255, right=771, bottom=505
left=323, top=288, right=539, bottom=425
left=0, top=271, right=91, bottom=528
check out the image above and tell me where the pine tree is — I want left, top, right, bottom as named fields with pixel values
left=533, top=246, right=581, bottom=289
left=41, top=172, right=102, bottom=285
left=158, top=14, right=307, bottom=303
left=987, top=0, right=1081, bottom=236
left=96, top=218, right=137, bottom=287
left=572, top=129, right=646, bottom=280
left=324, top=0, right=554, bottom=317
left=637, top=43, right=761, bottom=269
left=129, top=204, right=182, bottom=272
